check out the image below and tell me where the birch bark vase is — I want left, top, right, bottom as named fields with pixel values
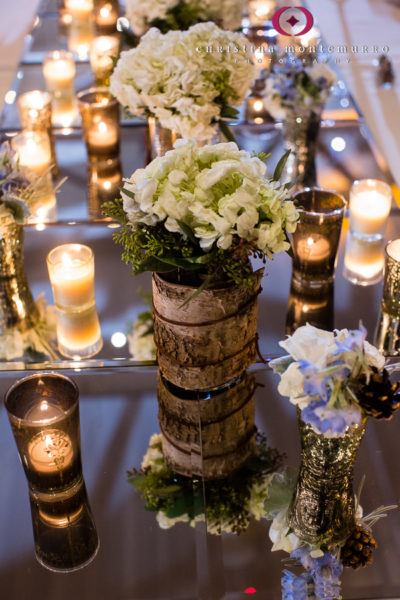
left=288, top=411, right=366, bottom=546
left=158, top=372, right=257, bottom=479
left=152, top=269, right=263, bottom=390
left=0, top=223, right=38, bottom=334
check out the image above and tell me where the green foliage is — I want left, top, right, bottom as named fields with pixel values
left=150, top=0, right=206, bottom=33
left=128, top=433, right=284, bottom=535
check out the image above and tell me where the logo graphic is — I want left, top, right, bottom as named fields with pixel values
left=272, top=6, right=314, bottom=37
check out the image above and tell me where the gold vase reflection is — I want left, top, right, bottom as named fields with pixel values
left=286, top=277, right=334, bottom=335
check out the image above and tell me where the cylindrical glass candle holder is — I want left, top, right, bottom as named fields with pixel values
left=343, top=232, right=385, bottom=286
left=17, top=90, right=58, bottom=179
left=88, top=158, right=122, bottom=219
left=65, top=0, right=94, bottom=21
left=89, top=35, right=119, bottom=86
left=47, top=244, right=102, bottom=358
left=291, top=188, right=346, bottom=290
left=349, top=179, right=392, bottom=240
left=375, top=239, right=400, bottom=356
left=43, top=50, right=77, bottom=128
left=77, top=87, right=120, bottom=163
left=248, top=0, right=276, bottom=25
left=29, top=478, right=99, bottom=572
left=11, top=131, right=57, bottom=223
left=4, top=373, right=82, bottom=494
left=95, top=0, right=119, bottom=34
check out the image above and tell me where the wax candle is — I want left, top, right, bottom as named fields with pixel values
left=87, top=119, right=118, bottom=152
left=56, top=305, right=102, bottom=356
left=47, top=244, right=95, bottom=309
left=43, top=51, right=76, bottom=91
left=349, top=179, right=392, bottom=238
left=296, top=236, right=331, bottom=263
left=12, top=131, right=52, bottom=175
left=65, top=0, right=94, bottom=20
left=343, top=233, right=385, bottom=285
left=28, top=429, right=74, bottom=474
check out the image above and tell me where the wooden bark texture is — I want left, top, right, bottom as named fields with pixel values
left=158, top=372, right=257, bottom=479
left=152, top=270, right=263, bottom=390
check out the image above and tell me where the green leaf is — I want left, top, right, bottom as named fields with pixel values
left=273, top=150, right=291, bottom=182
left=179, top=272, right=215, bottom=307
left=166, top=496, right=191, bottom=519
left=121, top=187, right=135, bottom=200
left=176, top=220, right=197, bottom=244
left=219, top=105, right=240, bottom=119
left=139, top=256, right=177, bottom=273
left=156, top=255, right=205, bottom=270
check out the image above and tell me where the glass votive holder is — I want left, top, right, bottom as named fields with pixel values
left=17, top=90, right=58, bottom=179
left=291, top=188, right=346, bottom=290
left=375, top=239, right=400, bottom=356
left=248, top=0, right=276, bottom=26
left=4, top=373, right=83, bottom=494
left=67, top=17, right=94, bottom=61
left=43, top=50, right=77, bottom=127
left=65, top=0, right=94, bottom=22
left=88, top=158, right=122, bottom=219
left=29, top=478, right=99, bottom=572
left=89, top=35, right=119, bottom=86
left=95, top=0, right=119, bottom=34
left=77, top=87, right=120, bottom=163
left=47, top=244, right=103, bottom=358
left=343, top=232, right=385, bottom=286
left=349, top=179, right=392, bottom=240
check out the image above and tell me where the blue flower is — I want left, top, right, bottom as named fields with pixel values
left=334, top=324, right=367, bottom=354
left=282, top=570, right=313, bottom=600
left=313, top=554, right=343, bottom=600
left=302, top=401, right=363, bottom=435
left=298, top=360, right=331, bottom=400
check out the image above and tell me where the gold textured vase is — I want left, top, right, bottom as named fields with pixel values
left=288, top=412, right=366, bottom=546
left=0, top=223, right=38, bottom=334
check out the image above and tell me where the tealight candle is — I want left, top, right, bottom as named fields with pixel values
left=296, top=236, right=331, bottom=263
left=77, top=87, right=120, bottom=162
left=95, top=2, right=119, bottom=29
left=67, top=22, right=94, bottom=61
left=28, top=429, right=74, bottom=475
left=349, top=179, right=392, bottom=238
left=90, top=35, right=119, bottom=85
left=47, top=244, right=95, bottom=309
left=248, top=0, right=276, bottom=25
left=65, top=0, right=94, bottom=21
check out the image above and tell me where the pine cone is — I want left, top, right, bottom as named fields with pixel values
left=340, top=524, right=377, bottom=569
left=358, top=367, right=400, bottom=420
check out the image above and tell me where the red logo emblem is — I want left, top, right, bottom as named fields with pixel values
left=272, top=6, right=314, bottom=36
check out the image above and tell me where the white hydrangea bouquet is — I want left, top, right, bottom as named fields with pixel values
left=104, top=140, right=298, bottom=291
left=110, top=22, right=255, bottom=142
left=263, top=59, right=338, bottom=120
left=128, top=432, right=283, bottom=535
left=125, top=0, right=245, bottom=37
left=271, top=323, right=400, bottom=437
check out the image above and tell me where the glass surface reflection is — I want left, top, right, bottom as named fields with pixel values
left=286, top=279, right=334, bottom=334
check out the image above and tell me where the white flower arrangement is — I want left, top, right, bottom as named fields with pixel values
left=128, top=311, right=156, bottom=362
left=105, top=140, right=299, bottom=289
left=110, top=22, right=255, bottom=142
left=129, top=432, right=282, bottom=535
left=271, top=324, right=399, bottom=438
left=0, top=142, right=57, bottom=238
left=125, top=0, right=245, bottom=37
left=263, top=59, right=338, bottom=120
left=0, top=294, right=58, bottom=361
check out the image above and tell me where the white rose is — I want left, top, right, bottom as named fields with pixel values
left=279, top=323, right=335, bottom=368
left=269, top=509, right=302, bottom=553
left=277, top=362, right=305, bottom=403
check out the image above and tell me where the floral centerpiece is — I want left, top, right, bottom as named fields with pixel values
left=105, top=140, right=298, bottom=388
left=128, top=308, right=156, bottom=361
left=110, top=23, right=255, bottom=148
left=0, top=143, right=58, bottom=359
left=262, top=58, right=337, bottom=187
left=125, top=0, right=245, bottom=37
left=128, top=432, right=283, bottom=535
left=270, top=324, right=399, bottom=552
left=266, top=468, right=396, bottom=598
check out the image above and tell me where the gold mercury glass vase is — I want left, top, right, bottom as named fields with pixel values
left=288, top=410, right=366, bottom=546
left=0, top=222, right=38, bottom=334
